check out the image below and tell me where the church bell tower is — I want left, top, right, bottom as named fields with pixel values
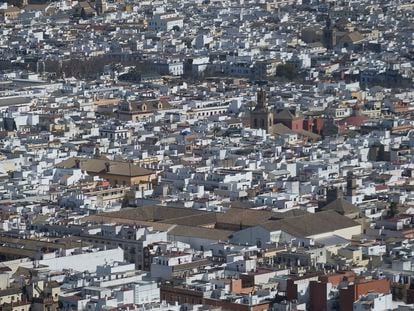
left=250, top=89, right=273, bottom=132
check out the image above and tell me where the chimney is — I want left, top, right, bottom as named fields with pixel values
left=105, top=162, right=110, bottom=172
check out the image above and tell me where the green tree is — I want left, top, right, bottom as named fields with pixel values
left=276, top=63, right=299, bottom=80
left=388, top=202, right=399, bottom=218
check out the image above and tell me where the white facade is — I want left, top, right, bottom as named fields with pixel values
left=36, top=248, right=124, bottom=273
left=148, top=14, right=184, bottom=32
left=353, top=293, right=393, bottom=311
left=150, top=253, right=193, bottom=280
left=133, top=281, right=160, bottom=305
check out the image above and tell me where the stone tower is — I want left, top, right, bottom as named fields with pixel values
left=346, top=171, right=357, bottom=204
left=96, top=0, right=107, bottom=15
left=250, top=89, right=273, bottom=132
left=322, top=15, right=336, bottom=49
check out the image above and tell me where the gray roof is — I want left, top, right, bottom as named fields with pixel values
left=260, top=210, right=360, bottom=238
left=168, top=225, right=232, bottom=241
left=320, top=198, right=359, bottom=215
left=270, top=123, right=295, bottom=136
left=275, top=109, right=295, bottom=120
left=314, top=234, right=350, bottom=247
left=0, top=97, right=32, bottom=107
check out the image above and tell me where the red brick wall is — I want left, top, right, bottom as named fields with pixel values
left=304, top=118, right=324, bottom=133
left=304, top=119, right=313, bottom=132
left=161, top=286, right=203, bottom=305
left=231, top=279, right=254, bottom=294
left=291, top=118, right=303, bottom=131
left=314, top=118, right=324, bottom=134
left=309, top=281, right=327, bottom=311
left=286, top=279, right=298, bottom=300
left=339, top=285, right=355, bottom=311
left=339, top=279, right=391, bottom=311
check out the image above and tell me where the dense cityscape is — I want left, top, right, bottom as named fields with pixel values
left=0, top=0, right=413, bottom=310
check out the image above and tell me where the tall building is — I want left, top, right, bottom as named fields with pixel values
left=322, top=16, right=336, bottom=49
left=250, top=90, right=274, bottom=132
left=96, top=0, right=107, bottom=15
left=346, top=172, right=357, bottom=198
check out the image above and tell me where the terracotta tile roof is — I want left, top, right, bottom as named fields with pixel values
left=337, top=115, right=368, bottom=128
